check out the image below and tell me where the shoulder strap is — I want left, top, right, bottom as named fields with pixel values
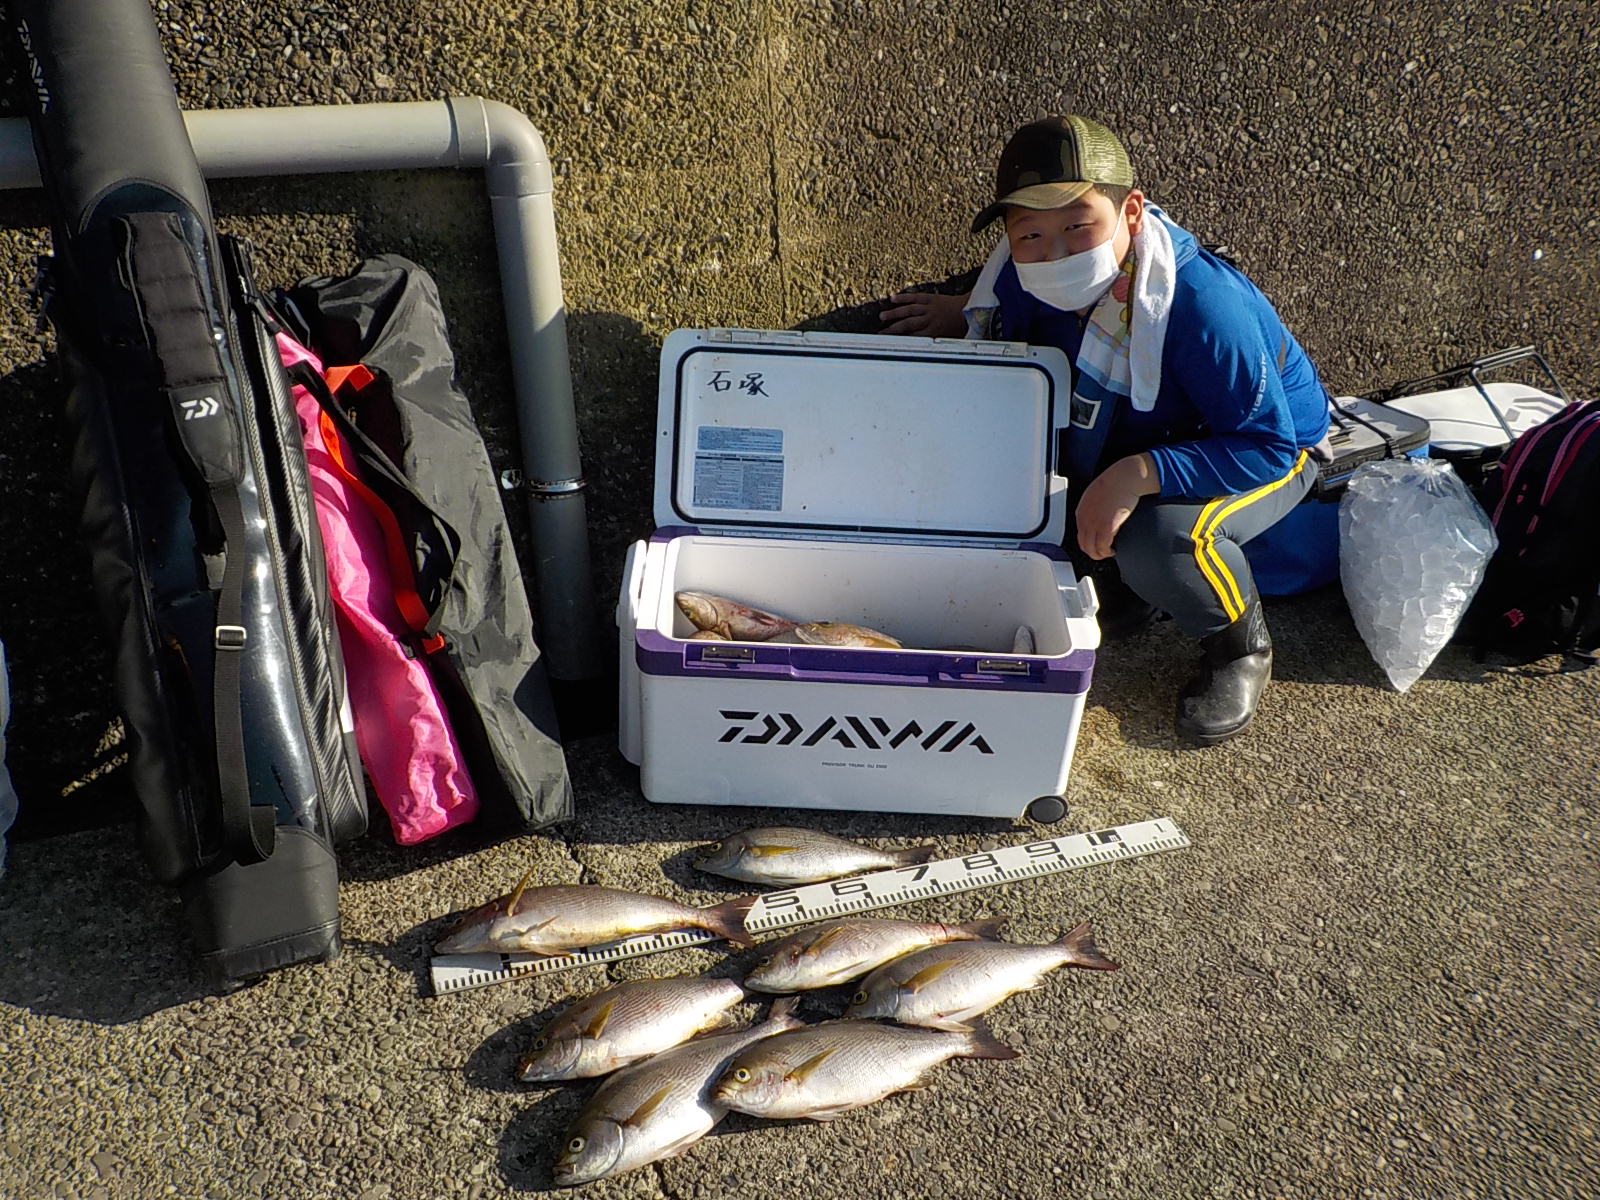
left=1488, top=400, right=1594, bottom=526
left=118, top=210, right=273, bottom=864
left=1539, top=401, right=1600, bottom=507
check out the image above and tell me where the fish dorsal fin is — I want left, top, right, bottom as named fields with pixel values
left=506, top=868, right=536, bottom=914
left=747, top=843, right=799, bottom=858
left=903, top=958, right=959, bottom=992
left=784, top=1046, right=839, bottom=1086
left=804, top=924, right=850, bottom=954
left=583, top=999, right=616, bottom=1041
left=624, top=1085, right=677, bottom=1127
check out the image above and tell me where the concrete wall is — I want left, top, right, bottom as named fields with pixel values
left=0, top=0, right=1595, bottom=825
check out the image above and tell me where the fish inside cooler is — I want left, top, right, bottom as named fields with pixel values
left=648, top=532, right=1097, bottom=656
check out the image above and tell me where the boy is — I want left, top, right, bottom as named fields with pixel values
left=883, top=115, right=1332, bottom=745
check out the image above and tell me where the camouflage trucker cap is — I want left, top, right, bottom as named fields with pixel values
left=971, top=115, right=1135, bottom=233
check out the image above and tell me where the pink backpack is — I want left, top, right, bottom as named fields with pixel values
left=278, top=333, right=480, bottom=844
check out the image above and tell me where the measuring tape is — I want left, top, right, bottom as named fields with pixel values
left=428, top=816, right=1189, bottom=996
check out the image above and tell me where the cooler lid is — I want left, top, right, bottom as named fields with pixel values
left=654, top=328, right=1071, bottom=545
left=1378, top=382, right=1566, bottom=452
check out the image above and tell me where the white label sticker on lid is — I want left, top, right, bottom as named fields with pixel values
left=693, top=425, right=784, bottom=510
left=698, top=426, right=784, bottom=455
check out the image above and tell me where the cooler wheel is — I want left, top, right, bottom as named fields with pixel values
left=1025, top=795, right=1068, bottom=824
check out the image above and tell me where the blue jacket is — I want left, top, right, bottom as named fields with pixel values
left=991, top=217, right=1331, bottom=500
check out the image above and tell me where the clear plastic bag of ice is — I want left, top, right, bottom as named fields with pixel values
left=1338, top=458, right=1497, bottom=692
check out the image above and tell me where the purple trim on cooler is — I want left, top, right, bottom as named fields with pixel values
left=652, top=525, right=699, bottom=541
left=635, top=629, right=1094, bottom=695
left=1017, top=539, right=1066, bottom=559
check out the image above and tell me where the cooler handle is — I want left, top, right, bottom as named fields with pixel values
left=1053, top=564, right=1099, bottom=620
left=615, top=539, right=648, bottom=629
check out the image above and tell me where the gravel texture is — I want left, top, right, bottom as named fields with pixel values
left=1, top=2, right=1597, bottom=1198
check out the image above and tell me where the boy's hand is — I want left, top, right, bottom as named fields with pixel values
left=879, top=291, right=969, bottom=337
left=1075, top=453, right=1160, bottom=560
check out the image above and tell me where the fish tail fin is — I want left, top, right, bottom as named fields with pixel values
left=1055, top=921, right=1122, bottom=971
left=953, top=916, right=1008, bottom=941
left=702, top=895, right=759, bottom=947
left=891, top=844, right=939, bottom=866
left=960, top=1021, right=1021, bottom=1061
left=767, top=994, right=803, bottom=1023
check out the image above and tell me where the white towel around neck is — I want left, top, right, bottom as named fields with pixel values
left=964, top=203, right=1178, bottom=413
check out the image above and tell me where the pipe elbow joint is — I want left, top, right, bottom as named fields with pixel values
left=448, top=96, right=553, bottom=199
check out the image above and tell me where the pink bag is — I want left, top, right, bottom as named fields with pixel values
left=278, top=333, right=479, bottom=844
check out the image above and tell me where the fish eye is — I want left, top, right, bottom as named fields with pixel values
left=733, top=1067, right=751, bottom=1082
left=532, top=1037, right=547, bottom=1051
left=707, top=842, right=722, bottom=853
left=852, top=990, right=868, bottom=1005
left=567, top=1136, right=585, bottom=1154
left=757, top=956, right=773, bottom=967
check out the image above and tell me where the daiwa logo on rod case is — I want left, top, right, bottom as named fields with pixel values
left=15, top=19, right=51, bottom=111
left=717, top=710, right=995, bottom=754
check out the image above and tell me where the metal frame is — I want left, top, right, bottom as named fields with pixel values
left=1361, top=344, right=1571, bottom=444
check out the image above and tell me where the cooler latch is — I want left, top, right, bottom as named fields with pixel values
left=696, top=644, right=755, bottom=663
left=975, top=658, right=1030, bottom=675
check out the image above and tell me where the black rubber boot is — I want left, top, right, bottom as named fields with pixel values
left=1176, top=600, right=1273, bottom=745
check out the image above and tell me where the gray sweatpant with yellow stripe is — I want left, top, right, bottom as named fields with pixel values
left=1113, top=450, right=1316, bottom=639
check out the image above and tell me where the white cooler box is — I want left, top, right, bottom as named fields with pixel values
left=1369, top=346, right=1569, bottom=484
left=1381, top=380, right=1565, bottom=459
left=616, top=328, right=1099, bottom=823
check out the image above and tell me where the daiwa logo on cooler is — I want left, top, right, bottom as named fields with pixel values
left=717, top=710, right=995, bottom=754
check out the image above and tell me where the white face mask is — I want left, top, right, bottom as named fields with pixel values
left=1013, top=209, right=1127, bottom=312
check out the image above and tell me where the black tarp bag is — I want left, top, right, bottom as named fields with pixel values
left=273, top=255, right=574, bottom=830
left=9, top=0, right=366, bottom=984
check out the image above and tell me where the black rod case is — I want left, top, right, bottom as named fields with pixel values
left=7, top=0, right=366, bottom=984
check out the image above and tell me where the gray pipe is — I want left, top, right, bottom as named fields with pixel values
left=0, top=98, right=601, bottom=682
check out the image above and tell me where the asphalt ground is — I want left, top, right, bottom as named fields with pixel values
left=1, top=1, right=1597, bottom=1198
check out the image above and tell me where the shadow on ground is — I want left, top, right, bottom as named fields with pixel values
left=1083, top=581, right=1512, bottom=752
left=0, top=358, right=132, bottom=843
left=497, top=1085, right=594, bottom=1193
left=0, top=831, right=213, bottom=1022
left=464, top=997, right=581, bottom=1096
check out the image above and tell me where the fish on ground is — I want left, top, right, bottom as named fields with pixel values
left=516, top=974, right=747, bottom=1082
left=674, top=591, right=799, bottom=641
left=843, top=921, right=1120, bottom=1030
left=711, top=1019, right=1018, bottom=1121
left=792, top=621, right=902, bottom=649
left=744, top=916, right=1007, bottom=993
left=552, top=998, right=804, bottom=1186
left=694, top=826, right=936, bottom=887
left=433, top=871, right=757, bottom=955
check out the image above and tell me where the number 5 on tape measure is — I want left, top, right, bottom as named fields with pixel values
left=429, top=817, right=1189, bottom=996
